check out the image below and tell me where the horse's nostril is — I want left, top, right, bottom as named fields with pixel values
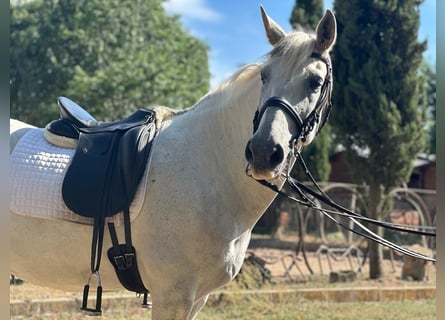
left=269, top=144, right=284, bottom=168
left=245, top=141, right=253, bottom=162
left=246, top=140, right=284, bottom=169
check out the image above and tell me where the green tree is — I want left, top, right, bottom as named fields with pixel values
left=332, top=0, right=427, bottom=279
left=290, top=0, right=331, bottom=182
left=10, top=0, right=210, bottom=127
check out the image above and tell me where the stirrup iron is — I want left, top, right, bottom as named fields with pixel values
left=80, top=271, right=103, bottom=316
left=141, top=292, right=152, bottom=309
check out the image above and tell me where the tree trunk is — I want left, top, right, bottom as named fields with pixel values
left=367, top=183, right=384, bottom=279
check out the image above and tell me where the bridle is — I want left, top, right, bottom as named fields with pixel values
left=252, top=52, right=333, bottom=149
left=247, top=52, right=436, bottom=262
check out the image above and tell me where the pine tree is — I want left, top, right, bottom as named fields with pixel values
left=332, top=0, right=427, bottom=279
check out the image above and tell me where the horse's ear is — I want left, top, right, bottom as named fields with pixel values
left=260, top=5, right=286, bottom=46
left=315, top=9, right=337, bottom=52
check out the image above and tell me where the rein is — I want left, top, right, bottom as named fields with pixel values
left=253, top=153, right=436, bottom=262
left=249, top=51, right=435, bottom=263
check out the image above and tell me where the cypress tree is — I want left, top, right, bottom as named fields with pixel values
left=332, top=0, right=427, bottom=278
left=290, top=0, right=324, bottom=31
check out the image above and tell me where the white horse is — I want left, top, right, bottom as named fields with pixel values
left=10, top=7, right=336, bottom=319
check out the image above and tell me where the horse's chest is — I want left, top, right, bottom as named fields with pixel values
left=220, top=232, right=252, bottom=281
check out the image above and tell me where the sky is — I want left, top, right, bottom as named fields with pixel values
left=163, top=0, right=437, bottom=88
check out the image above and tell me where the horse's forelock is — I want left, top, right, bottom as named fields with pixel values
left=267, top=32, right=316, bottom=75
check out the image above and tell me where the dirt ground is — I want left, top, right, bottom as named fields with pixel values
left=10, top=245, right=436, bottom=302
left=247, top=247, right=436, bottom=287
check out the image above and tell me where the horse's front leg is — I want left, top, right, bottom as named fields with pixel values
left=150, top=284, right=198, bottom=320
left=189, top=295, right=209, bottom=320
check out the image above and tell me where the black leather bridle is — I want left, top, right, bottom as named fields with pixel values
left=248, top=52, right=436, bottom=262
left=252, top=52, right=333, bottom=148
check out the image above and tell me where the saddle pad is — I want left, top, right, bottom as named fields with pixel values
left=10, top=128, right=149, bottom=226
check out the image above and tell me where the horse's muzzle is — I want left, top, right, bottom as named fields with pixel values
left=245, top=138, right=285, bottom=180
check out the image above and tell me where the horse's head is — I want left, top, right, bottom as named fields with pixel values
left=245, top=6, right=336, bottom=181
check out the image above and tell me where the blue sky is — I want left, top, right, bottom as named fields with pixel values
left=163, top=0, right=436, bottom=88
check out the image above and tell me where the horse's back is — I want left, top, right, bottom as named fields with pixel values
left=10, top=119, right=35, bottom=153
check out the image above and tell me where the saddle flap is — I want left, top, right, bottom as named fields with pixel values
left=62, top=131, right=120, bottom=217
left=62, top=115, right=156, bottom=219
left=119, top=124, right=155, bottom=201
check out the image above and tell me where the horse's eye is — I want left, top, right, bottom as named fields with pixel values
left=260, top=69, right=269, bottom=85
left=309, top=76, right=323, bottom=91
left=260, top=72, right=266, bottom=85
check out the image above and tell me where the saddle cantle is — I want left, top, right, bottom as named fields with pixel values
left=47, top=97, right=155, bottom=314
left=46, top=97, right=154, bottom=144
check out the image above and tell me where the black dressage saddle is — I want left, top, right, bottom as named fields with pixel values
left=48, top=97, right=155, bottom=218
left=47, top=97, right=155, bottom=314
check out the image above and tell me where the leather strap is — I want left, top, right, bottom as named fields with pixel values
left=107, top=217, right=149, bottom=294
left=254, top=97, right=303, bottom=141
left=254, top=153, right=436, bottom=262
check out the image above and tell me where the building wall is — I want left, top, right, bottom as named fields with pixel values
left=422, top=164, right=436, bottom=189
left=328, top=152, right=436, bottom=190
left=328, top=153, right=353, bottom=183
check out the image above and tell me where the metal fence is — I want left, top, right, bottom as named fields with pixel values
left=252, top=183, right=436, bottom=282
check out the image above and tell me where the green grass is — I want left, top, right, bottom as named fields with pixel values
left=14, top=297, right=435, bottom=320
left=199, top=296, right=435, bottom=320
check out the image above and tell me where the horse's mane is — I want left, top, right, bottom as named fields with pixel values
left=153, top=105, right=187, bottom=127
left=211, top=64, right=261, bottom=95
left=154, top=31, right=318, bottom=125
left=151, top=65, right=260, bottom=127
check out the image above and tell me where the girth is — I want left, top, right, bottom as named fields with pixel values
left=49, top=97, right=155, bottom=315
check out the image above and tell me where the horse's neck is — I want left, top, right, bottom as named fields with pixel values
left=163, top=66, right=278, bottom=227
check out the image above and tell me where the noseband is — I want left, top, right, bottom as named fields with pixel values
left=252, top=52, right=332, bottom=147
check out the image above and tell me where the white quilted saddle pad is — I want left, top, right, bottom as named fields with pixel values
left=10, top=128, right=149, bottom=226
